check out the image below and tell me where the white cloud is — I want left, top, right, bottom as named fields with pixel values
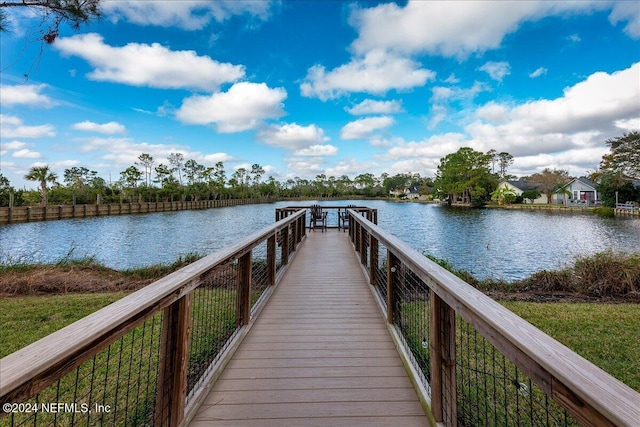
left=529, top=67, right=548, bottom=78
left=256, top=123, right=328, bottom=150
left=346, top=99, right=404, bottom=115
left=567, top=33, right=581, bottom=43
left=325, top=158, right=380, bottom=177
left=479, top=61, right=511, bottom=82
left=0, top=115, right=55, bottom=138
left=341, top=116, right=395, bottom=140
left=609, top=1, right=640, bottom=38
left=55, top=33, right=245, bottom=91
left=102, top=0, right=273, bottom=30
left=12, top=149, right=42, bottom=159
left=285, top=157, right=325, bottom=176
left=384, top=133, right=468, bottom=161
left=202, top=153, right=235, bottom=164
left=72, top=121, right=126, bottom=135
left=431, top=81, right=489, bottom=103
left=349, top=1, right=625, bottom=59
left=293, top=144, right=338, bottom=157
left=300, top=50, right=435, bottom=100
left=0, top=84, right=57, bottom=108
left=614, top=117, right=640, bottom=131
left=176, top=82, right=286, bottom=132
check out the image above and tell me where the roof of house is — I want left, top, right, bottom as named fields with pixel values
left=562, top=177, right=597, bottom=190
left=407, top=186, right=420, bottom=194
left=505, top=180, right=543, bottom=191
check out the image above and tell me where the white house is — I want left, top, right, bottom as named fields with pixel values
left=497, top=180, right=548, bottom=204
left=555, top=177, right=600, bottom=205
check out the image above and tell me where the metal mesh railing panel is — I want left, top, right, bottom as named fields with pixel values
left=2, top=314, right=164, bottom=427
left=372, top=242, right=388, bottom=307
left=453, top=315, right=578, bottom=427
left=392, top=259, right=432, bottom=390
left=186, top=263, right=238, bottom=396
left=251, top=241, right=269, bottom=308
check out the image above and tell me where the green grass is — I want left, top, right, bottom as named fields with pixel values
left=502, top=301, right=640, bottom=392
left=0, top=292, right=128, bottom=358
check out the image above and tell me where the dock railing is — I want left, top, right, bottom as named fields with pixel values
left=0, top=209, right=307, bottom=426
left=347, top=208, right=640, bottom=427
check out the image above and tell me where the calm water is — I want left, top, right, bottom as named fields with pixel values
left=1, top=200, right=638, bottom=281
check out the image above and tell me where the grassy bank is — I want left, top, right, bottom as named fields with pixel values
left=427, top=249, right=640, bottom=299
left=0, top=292, right=127, bottom=357
left=502, top=301, right=640, bottom=391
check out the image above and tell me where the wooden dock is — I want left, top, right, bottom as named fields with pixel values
left=189, top=230, right=429, bottom=426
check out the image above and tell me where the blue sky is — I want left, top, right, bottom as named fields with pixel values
left=1, top=0, right=639, bottom=189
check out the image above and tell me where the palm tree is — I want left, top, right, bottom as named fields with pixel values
left=25, top=165, right=57, bottom=206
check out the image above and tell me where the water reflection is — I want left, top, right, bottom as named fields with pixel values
left=1, top=201, right=638, bottom=281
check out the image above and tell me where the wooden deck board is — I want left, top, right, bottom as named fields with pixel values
left=189, top=230, right=429, bottom=426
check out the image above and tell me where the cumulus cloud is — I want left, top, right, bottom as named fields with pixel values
left=12, top=148, right=42, bottom=159
left=176, top=82, right=286, bottom=132
left=293, top=144, right=338, bottom=157
left=256, top=123, right=328, bottom=150
left=55, top=33, right=245, bottom=91
left=0, top=84, right=57, bottom=108
left=72, top=121, right=126, bottom=135
left=349, top=1, right=630, bottom=59
left=325, top=158, right=380, bottom=177
left=608, top=1, right=640, bottom=38
left=0, top=115, right=55, bottom=138
left=102, top=0, right=273, bottom=30
left=379, top=62, right=640, bottom=176
left=341, top=116, right=395, bottom=140
left=300, top=50, right=435, bottom=100
left=346, top=99, right=404, bottom=115
left=472, top=62, right=640, bottom=144
left=479, top=61, right=511, bottom=81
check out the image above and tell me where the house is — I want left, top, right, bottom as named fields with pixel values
left=555, top=177, right=600, bottom=206
left=497, top=180, right=547, bottom=203
left=406, top=186, right=421, bottom=200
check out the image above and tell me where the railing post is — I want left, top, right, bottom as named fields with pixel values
left=236, top=251, right=252, bottom=327
left=369, top=235, right=378, bottom=285
left=430, top=292, right=457, bottom=425
left=155, top=293, right=193, bottom=426
left=267, top=234, right=276, bottom=286
left=282, top=227, right=290, bottom=265
left=386, top=251, right=398, bottom=324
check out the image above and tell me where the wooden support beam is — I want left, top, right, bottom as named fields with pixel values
left=155, top=293, right=193, bottom=427
left=429, top=291, right=457, bottom=424
left=369, top=236, right=378, bottom=286
left=267, top=234, right=276, bottom=286
left=282, top=227, right=289, bottom=265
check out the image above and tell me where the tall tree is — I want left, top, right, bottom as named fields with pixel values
left=0, top=0, right=101, bottom=42
left=434, top=147, right=494, bottom=205
left=136, top=153, right=154, bottom=187
left=63, top=166, right=96, bottom=188
left=167, top=153, right=184, bottom=185
left=497, top=152, right=514, bottom=179
left=599, top=131, right=640, bottom=180
left=24, top=165, right=57, bottom=205
left=528, top=168, right=571, bottom=204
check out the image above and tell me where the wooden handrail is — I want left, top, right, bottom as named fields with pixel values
left=347, top=209, right=640, bottom=427
left=0, top=209, right=307, bottom=415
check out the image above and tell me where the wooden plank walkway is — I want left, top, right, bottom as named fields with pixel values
left=189, top=230, right=429, bottom=427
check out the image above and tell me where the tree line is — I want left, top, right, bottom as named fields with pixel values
left=1, top=132, right=638, bottom=208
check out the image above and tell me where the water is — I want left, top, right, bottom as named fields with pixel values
left=1, top=200, right=638, bottom=281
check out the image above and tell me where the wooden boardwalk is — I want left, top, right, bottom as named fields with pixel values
left=189, top=230, right=429, bottom=426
